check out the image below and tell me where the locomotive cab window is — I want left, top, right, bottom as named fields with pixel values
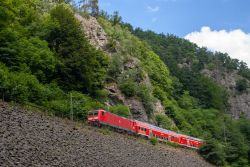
left=88, top=111, right=98, bottom=116
left=102, top=111, right=105, bottom=116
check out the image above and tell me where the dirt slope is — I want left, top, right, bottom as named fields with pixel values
left=0, top=102, right=213, bottom=167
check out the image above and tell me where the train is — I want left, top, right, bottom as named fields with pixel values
left=87, top=109, right=204, bottom=149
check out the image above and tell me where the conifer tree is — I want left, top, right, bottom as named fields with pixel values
left=91, top=0, right=99, bottom=17
left=81, top=0, right=99, bottom=17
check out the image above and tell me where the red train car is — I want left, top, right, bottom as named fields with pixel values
left=87, top=109, right=204, bottom=149
left=88, top=109, right=135, bottom=133
left=149, top=124, right=180, bottom=143
left=134, top=120, right=150, bottom=137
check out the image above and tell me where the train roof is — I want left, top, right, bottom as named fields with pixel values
left=136, top=121, right=203, bottom=141
left=148, top=124, right=179, bottom=136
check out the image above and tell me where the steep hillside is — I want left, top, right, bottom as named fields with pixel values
left=0, top=102, right=213, bottom=167
left=1, top=1, right=250, bottom=166
left=75, top=14, right=174, bottom=125
left=77, top=14, right=250, bottom=166
left=133, top=29, right=250, bottom=119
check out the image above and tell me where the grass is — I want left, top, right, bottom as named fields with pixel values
left=98, top=127, right=111, bottom=135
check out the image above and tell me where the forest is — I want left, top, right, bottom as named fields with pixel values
left=0, top=0, right=250, bottom=166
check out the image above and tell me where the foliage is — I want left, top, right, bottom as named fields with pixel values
left=48, top=4, right=109, bottom=95
left=131, top=24, right=250, bottom=166
left=80, top=0, right=99, bottom=17
left=109, top=104, right=131, bottom=118
left=150, top=137, right=158, bottom=145
left=136, top=84, right=155, bottom=115
left=1, top=1, right=250, bottom=166
left=119, top=80, right=137, bottom=97
left=178, top=91, right=198, bottom=109
left=108, top=53, right=124, bottom=77
left=199, top=139, right=226, bottom=166
left=236, top=79, right=248, bottom=92
left=111, top=11, right=122, bottom=26
left=99, top=17, right=173, bottom=116
left=155, top=114, right=177, bottom=131
left=0, top=0, right=107, bottom=122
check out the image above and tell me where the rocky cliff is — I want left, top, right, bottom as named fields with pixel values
left=75, top=14, right=166, bottom=124
left=202, top=68, right=250, bottom=118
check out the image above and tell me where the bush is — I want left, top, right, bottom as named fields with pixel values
left=199, top=139, right=226, bottom=166
left=137, top=84, right=155, bottom=115
left=236, top=79, right=248, bottom=92
left=119, top=80, right=137, bottom=97
left=150, top=137, right=158, bottom=145
left=44, top=91, right=104, bottom=120
left=155, top=114, right=176, bottom=131
left=178, top=91, right=198, bottom=109
left=0, top=63, right=49, bottom=103
left=94, top=89, right=108, bottom=102
left=108, top=53, right=123, bottom=77
left=109, top=104, right=131, bottom=118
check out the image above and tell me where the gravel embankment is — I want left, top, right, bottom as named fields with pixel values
left=0, top=102, right=213, bottom=167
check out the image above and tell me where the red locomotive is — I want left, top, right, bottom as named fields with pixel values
left=88, top=109, right=204, bottom=149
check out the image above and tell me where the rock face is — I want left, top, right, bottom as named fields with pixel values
left=202, top=69, right=250, bottom=118
left=0, top=102, right=213, bottom=167
left=105, top=82, right=149, bottom=122
left=75, top=13, right=108, bottom=50
left=74, top=14, right=162, bottom=123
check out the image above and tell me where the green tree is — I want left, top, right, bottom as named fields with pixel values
left=111, top=11, right=122, bottom=25
left=80, top=0, right=99, bottom=16
left=199, top=139, right=226, bottom=166
left=48, top=4, right=108, bottom=95
left=236, top=79, right=248, bottom=92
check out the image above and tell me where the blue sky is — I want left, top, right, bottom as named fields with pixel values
left=97, top=0, right=250, bottom=37
left=74, top=0, right=250, bottom=66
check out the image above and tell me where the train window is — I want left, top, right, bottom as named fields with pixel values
left=102, top=111, right=104, bottom=116
left=88, top=111, right=98, bottom=116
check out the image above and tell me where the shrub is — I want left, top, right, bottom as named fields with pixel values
left=94, top=89, right=108, bottom=102
left=108, top=53, right=123, bottom=77
left=109, top=104, right=131, bottom=118
left=178, top=91, right=198, bottom=109
left=150, top=137, right=158, bottom=145
left=199, top=139, right=226, bottom=166
left=44, top=91, right=104, bottom=120
left=119, top=80, right=137, bottom=97
left=236, top=79, right=248, bottom=92
left=155, top=114, right=176, bottom=131
left=137, top=84, right=155, bottom=115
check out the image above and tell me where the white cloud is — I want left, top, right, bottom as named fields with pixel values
left=146, top=5, right=160, bottom=12
left=185, top=26, right=250, bottom=67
